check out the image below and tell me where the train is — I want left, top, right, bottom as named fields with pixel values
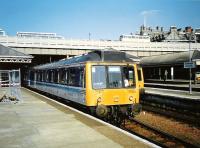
left=24, top=50, right=144, bottom=123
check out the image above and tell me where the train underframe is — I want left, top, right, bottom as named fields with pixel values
left=89, top=103, right=142, bottom=125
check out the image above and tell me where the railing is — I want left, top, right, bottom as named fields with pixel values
left=0, top=35, right=200, bottom=51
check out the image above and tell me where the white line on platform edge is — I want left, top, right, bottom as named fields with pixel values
left=24, top=87, right=160, bottom=148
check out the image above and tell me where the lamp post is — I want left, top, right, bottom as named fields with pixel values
left=189, top=33, right=192, bottom=94
left=89, top=32, right=91, bottom=40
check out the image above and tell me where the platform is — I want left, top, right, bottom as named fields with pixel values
left=145, top=87, right=200, bottom=100
left=145, top=79, right=200, bottom=92
left=0, top=87, right=155, bottom=148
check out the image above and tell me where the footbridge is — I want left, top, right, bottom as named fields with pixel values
left=0, top=35, right=200, bottom=57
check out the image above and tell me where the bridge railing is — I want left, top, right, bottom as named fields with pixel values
left=0, top=35, right=200, bottom=51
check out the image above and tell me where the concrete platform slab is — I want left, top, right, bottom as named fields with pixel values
left=145, top=87, right=200, bottom=100
left=0, top=88, right=155, bottom=148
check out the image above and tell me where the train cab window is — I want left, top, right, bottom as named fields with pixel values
left=122, top=66, right=136, bottom=88
left=108, top=66, right=122, bottom=88
left=92, top=66, right=106, bottom=89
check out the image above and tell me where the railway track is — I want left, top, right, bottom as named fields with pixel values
left=124, top=117, right=199, bottom=148
left=141, top=102, right=200, bottom=126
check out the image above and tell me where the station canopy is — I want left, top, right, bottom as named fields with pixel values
left=140, top=50, right=200, bottom=67
left=0, top=44, right=33, bottom=63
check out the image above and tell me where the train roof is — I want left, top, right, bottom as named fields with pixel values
left=33, top=50, right=140, bottom=70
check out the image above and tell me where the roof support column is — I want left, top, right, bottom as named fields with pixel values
left=171, top=67, right=174, bottom=80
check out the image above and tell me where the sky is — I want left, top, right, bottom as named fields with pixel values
left=0, top=0, right=200, bottom=40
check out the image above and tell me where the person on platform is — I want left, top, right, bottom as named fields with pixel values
left=163, top=70, right=168, bottom=82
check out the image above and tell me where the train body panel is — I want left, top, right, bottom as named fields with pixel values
left=28, top=81, right=86, bottom=105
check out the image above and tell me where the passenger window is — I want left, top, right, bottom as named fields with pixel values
left=59, top=68, right=67, bottom=84
left=68, top=67, right=85, bottom=87
left=108, top=66, right=122, bottom=88
left=79, top=67, right=85, bottom=88
left=123, top=66, right=136, bottom=88
left=42, top=71, right=46, bottom=82
left=51, top=70, right=54, bottom=83
left=47, top=70, right=54, bottom=83
left=30, top=71, right=34, bottom=81
left=54, top=70, right=59, bottom=83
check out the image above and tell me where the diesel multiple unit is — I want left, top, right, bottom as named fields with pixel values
left=25, top=50, right=143, bottom=122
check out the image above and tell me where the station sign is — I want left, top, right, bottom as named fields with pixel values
left=184, top=62, right=196, bottom=68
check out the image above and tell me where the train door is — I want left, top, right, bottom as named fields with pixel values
left=137, top=67, right=145, bottom=97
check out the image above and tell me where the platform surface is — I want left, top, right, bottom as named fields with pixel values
left=145, top=87, right=200, bottom=100
left=0, top=87, right=152, bottom=148
left=145, top=79, right=200, bottom=90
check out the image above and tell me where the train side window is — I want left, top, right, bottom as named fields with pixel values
left=59, top=68, right=67, bottom=84
left=36, top=71, right=40, bottom=81
left=54, top=70, right=59, bottom=83
left=79, top=67, right=85, bottom=88
left=42, top=71, right=46, bottom=82
left=45, top=71, right=48, bottom=82
left=122, top=66, right=136, bottom=88
left=51, top=70, right=54, bottom=83
left=30, top=71, right=34, bottom=81
left=40, top=71, right=42, bottom=81
left=47, top=70, right=53, bottom=83
left=68, top=67, right=78, bottom=87
left=68, top=67, right=85, bottom=87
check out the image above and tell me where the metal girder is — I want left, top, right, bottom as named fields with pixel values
left=0, top=58, right=32, bottom=63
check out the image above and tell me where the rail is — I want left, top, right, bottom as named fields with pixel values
left=126, top=117, right=198, bottom=148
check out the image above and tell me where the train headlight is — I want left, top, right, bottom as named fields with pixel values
left=129, top=96, right=133, bottom=101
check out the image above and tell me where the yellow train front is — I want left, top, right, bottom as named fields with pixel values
left=26, top=50, right=142, bottom=122
left=86, top=62, right=142, bottom=118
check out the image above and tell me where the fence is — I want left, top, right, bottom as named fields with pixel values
left=0, top=69, right=22, bottom=102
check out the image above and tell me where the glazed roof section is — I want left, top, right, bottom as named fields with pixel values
left=140, top=50, right=200, bottom=67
